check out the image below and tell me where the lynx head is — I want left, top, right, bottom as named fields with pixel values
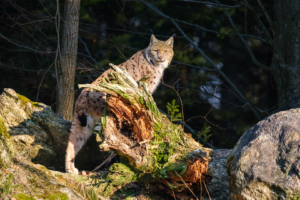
left=147, top=35, right=174, bottom=68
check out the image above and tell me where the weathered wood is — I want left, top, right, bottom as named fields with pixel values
left=79, top=64, right=213, bottom=196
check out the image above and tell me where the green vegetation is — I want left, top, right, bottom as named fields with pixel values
left=0, top=116, right=10, bottom=139
left=166, top=99, right=182, bottom=122
left=0, top=173, right=17, bottom=197
left=197, top=123, right=212, bottom=145
left=15, top=193, right=36, bottom=200
left=45, top=192, right=69, bottom=200
left=101, top=163, right=136, bottom=197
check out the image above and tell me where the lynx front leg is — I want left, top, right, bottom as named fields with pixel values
left=65, top=114, right=95, bottom=174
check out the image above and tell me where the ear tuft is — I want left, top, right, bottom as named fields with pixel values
left=165, top=36, right=174, bottom=48
left=150, top=34, right=158, bottom=46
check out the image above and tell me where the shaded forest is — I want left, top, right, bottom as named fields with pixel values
left=0, top=0, right=281, bottom=148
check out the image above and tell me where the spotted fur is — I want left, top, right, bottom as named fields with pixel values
left=65, top=35, right=174, bottom=174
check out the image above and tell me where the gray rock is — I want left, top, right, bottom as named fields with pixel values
left=203, top=149, right=230, bottom=200
left=227, top=108, right=300, bottom=200
left=0, top=88, right=109, bottom=171
left=60, top=187, right=85, bottom=200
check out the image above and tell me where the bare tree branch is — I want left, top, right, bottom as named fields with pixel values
left=122, top=0, right=242, bottom=8
left=124, top=0, right=265, bottom=42
left=172, top=61, right=217, bottom=72
left=78, top=37, right=105, bottom=70
left=0, top=32, right=51, bottom=54
left=214, top=0, right=271, bottom=71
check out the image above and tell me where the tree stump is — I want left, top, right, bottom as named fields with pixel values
left=79, top=64, right=213, bottom=197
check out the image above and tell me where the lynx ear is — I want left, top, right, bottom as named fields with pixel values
left=150, top=34, right=158, bottom=46
left=165, top=36, right=174, bottom=48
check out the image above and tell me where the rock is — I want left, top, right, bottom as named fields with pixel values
left=227, top=108, right=300, bottom=200
left=204, top=149, right=231, bottom=200
left=59, top=187, right=85, bottom=200
left=0, top=114, right=15, bottom=168
left=0, top=157, right=94, bottom=200
left=0, top=88, right=109, bottom=171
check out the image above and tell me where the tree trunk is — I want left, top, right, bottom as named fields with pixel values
left=272, top=0, right=300, bottom=107
left=56, top=0, right=81, bottom=121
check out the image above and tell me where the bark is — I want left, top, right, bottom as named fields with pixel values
left=56, top=0, right=81, bottom=121
left=80, top=64, right=213, bottom=196
left=272, top=0, right=300, bottom=107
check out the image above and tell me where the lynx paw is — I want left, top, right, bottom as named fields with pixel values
left=66, top=167, right=79, bottom=175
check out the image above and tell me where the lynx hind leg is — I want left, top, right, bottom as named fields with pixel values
left=65, top=112, right=95, bottom=174
left=65, top=90, right=107, bottom=174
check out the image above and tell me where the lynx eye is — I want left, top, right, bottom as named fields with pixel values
left=164, top=50, right=168, bottom=53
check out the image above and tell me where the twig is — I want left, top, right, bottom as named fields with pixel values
left=174, top=171, right=199, bottom=200
left=203, top=180, right=211, bottom=200
left=0, top=32, right=48, bottom=54
left=171, top=188, right=176, bottom=200
left=172, top=61, right=216, bottom=72
left=204, top=86, right=217, bottom=118
left=36, top=61, right=55, bottom=102
left=78, top=37, right=104, bottom=70
left=122, top=0, right=242, bottom=8
left=256, top=0, right=274, bottom=36
left=54, top=0, right=61, bottom=89
left=200, top=174, right=203, bottom=200
left=92, top=152, right=117, bottom=172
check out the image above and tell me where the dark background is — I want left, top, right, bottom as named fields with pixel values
left=0, top=0, right=275, bottom=148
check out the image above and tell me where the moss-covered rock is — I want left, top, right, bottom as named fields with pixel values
left=0, top=88, right=109, bottom=171
left=0, top=116, right=15, bottom=168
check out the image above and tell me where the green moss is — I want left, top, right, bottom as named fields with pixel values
left=226, top=156, right=233, bottom=175
left=101, top=163, right=136, bottom=197
left=15, top=193, right=36, bottom=200
left=0, top=116, right=10, bottom=139
left=0, top=116, right=15, bottom=166
left=46, top=192, right=68, bottom=200
left=16, top=94, right=40, bottom=109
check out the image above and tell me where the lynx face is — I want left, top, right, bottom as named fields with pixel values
left=148, top=35, right=174, bottom=68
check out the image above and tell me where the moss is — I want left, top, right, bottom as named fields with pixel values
left=46, top=191, right=68, bottom=200
left=16, top=94, right=40, bottom=109
left=226, top=156, right=233, bottom=175
left=101, top=163, right=136, bottom=197
left=0, top=116, right=15, bottom=166
left=0, top=116, right=10, bottom=139
left=15, top=193, right=36, bottom=200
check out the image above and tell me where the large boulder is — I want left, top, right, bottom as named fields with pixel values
left=0, top=88, right=109, bottom=171
left=227, top=108, right=300, bottom=200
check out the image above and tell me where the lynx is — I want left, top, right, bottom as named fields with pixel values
left=65, top=35, right=174, bottom=174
